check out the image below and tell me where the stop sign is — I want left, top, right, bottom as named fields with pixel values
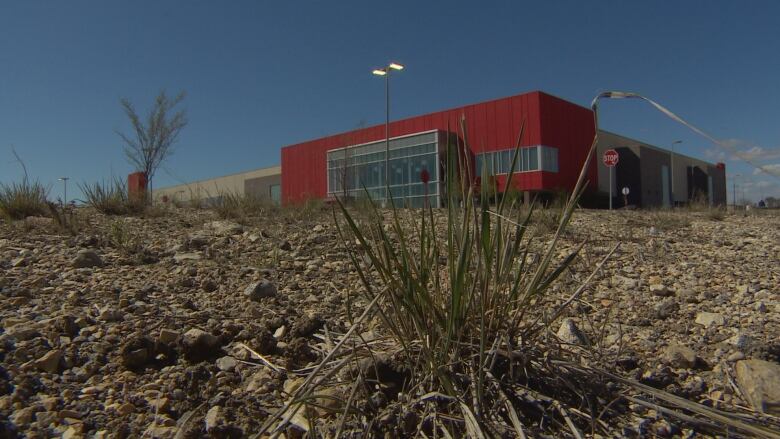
left=603, top=149, right=619, bottom=167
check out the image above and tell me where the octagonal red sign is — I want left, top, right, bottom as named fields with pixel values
left=603, top=149, right=619, bottom=167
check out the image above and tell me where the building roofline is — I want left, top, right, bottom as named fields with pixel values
left=282, top=90, right=586, bottom=151
left=156, top=164, right=281, bottom=192
left=598, top=129, right=719, bottom=166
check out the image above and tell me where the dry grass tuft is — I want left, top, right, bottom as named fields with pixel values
left=80, top=179, right=146, bottom=216
left=0, top=179, right=49, bottom=220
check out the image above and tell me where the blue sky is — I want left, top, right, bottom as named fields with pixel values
left=2, top=1, right=779, bottom=202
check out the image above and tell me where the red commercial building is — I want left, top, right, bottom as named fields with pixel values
left=281, top=90, right=726, bottom=207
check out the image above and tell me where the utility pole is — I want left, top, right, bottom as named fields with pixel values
left=58, top=177, right=69, bottom=206
left=372, top=62, right=404, bottom=206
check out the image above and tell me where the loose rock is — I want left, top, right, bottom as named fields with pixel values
left=71, top=249, right=103, bottom=268
left=244, top=280, right=277, bottom=301
left=735, top=359, right=780, bottom=415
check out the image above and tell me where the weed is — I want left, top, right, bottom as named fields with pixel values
left=706, top=208, right=726, bottom=221
left=107, top=220, right=142, bottom=256
left=322, top=118, right=597, bottom=434
left=0, top=179, right=49, bottom=220
left=46, top=201, right=79, bottom=235
left=81, top=179, right=146, bottom=215
left=212, top=190, right=272, bottom=220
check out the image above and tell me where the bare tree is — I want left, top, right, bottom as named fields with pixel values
left=116, top=90, right=188, bottom=200
left=334, top=120, right=366, bottom=200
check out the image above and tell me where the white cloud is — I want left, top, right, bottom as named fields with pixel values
left=753, top=163, right=780, bottom=175
left=704, top=148, right=726, bottom=161
left=719, top=138, right=780, bottom=163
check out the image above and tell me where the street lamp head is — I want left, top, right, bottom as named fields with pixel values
left=58, top=177, right=69, bottom=181
left=372, top=69, right=387, bottom=76
left=388, top=62, right=404, bottom=71
left=673, top=140, right=682, bottom=145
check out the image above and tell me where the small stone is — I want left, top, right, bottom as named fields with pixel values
left=273, top=325, right=286, bottom=339
left=120, top=336, right=155, bottom=370
left=158, top=329, right=180, bottom=344
left=244, top=280, right=277, bottom=302
left=98, top=306, right=123, bottom=322
left=35, top=411, right=57, bottom=427
left=205, top=405, right=224, bottom=432
left=34, top=349, right=63, bottom=373
left=727, top=351, right=746, bottom=362
left=58, top=409, right=81, bottom=419
left=207, top=220, right=243, bottom=236
left=245, top=369, right=271, bottom=392
left=663, top=344, right=697, bottom=369
left=117, top=402, right=135, bottom=416
left=678, top=289, right=700, bottom=304
left=556, top=318, right=589, bottom=345
left=727, top=332, right=751, bottom=350
left=650, top=284, right=672, bottom=297
left=148, top=398, right=170, bottom=413
left=182, top=328, right=221, bottom=361
left=216, top=356, right=238, bottom=372
left=201, top=279, right=218, bottom=292
left=173, top=252, right=202, bottom=263
left=187, top=234, right=210, bottom=249
left=62, top=425, right=84, bottom=439
left=71, top=249, right=103, bottom=268
left=695, top=312, right=726, bottom=328
left=654, top=299, right=679, bottom=320
left=735, top=359, right=780, bottom=415
left=41, top=396, right=59, bottom=411
left=11, top=406, right=38, bottom=426
left=284, top=377, right=305, bottom=395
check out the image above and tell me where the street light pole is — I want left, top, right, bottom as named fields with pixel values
left=58, top=177, right=69, bottom=206
left=670, top=140, right=681, bottom=206
left=373, top=62, right=404, bottom=205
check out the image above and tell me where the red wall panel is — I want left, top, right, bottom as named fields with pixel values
left=281, top=91, right=593, bottom=204
left=536, top=93, right=597, bottom=192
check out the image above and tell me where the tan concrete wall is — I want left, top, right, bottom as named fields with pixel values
left=597, top=130, right=725, bottom=206
left=154, top=165, right=281, bottom=203
left=244, top=174, right=281, bottom=199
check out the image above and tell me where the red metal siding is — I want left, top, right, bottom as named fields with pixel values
left=536, top=93, right=597, bottom=192
left=281, top=90, right=594, bottom=204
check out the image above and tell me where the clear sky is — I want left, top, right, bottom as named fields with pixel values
left=2, top=1, right=779, bottom=202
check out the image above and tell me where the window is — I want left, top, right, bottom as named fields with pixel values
left=528, top=146, right=538, bottom=170
left=326, top=133, right=440, bottom=207
left=269, top=184, right=281, bottom=204
left=540, top=146, right=559, bottom=172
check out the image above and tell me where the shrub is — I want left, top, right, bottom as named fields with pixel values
left=212, top=190, right=271, bottom=220
left=107, top=220, right=142, bottom=255
left=0, top=179, right=49, bottom=220
left=46, top=201, right=79, bottom=235
left=262, top=120, right=599, bottom=437
left=80, top=179, right=145, bottom=215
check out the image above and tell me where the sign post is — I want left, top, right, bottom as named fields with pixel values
left=622, top=186, right=630, bottom=208
left=602, top=149, right=619, bottom=210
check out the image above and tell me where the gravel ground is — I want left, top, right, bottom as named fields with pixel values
left=0, top=206, right=778, bottom=438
